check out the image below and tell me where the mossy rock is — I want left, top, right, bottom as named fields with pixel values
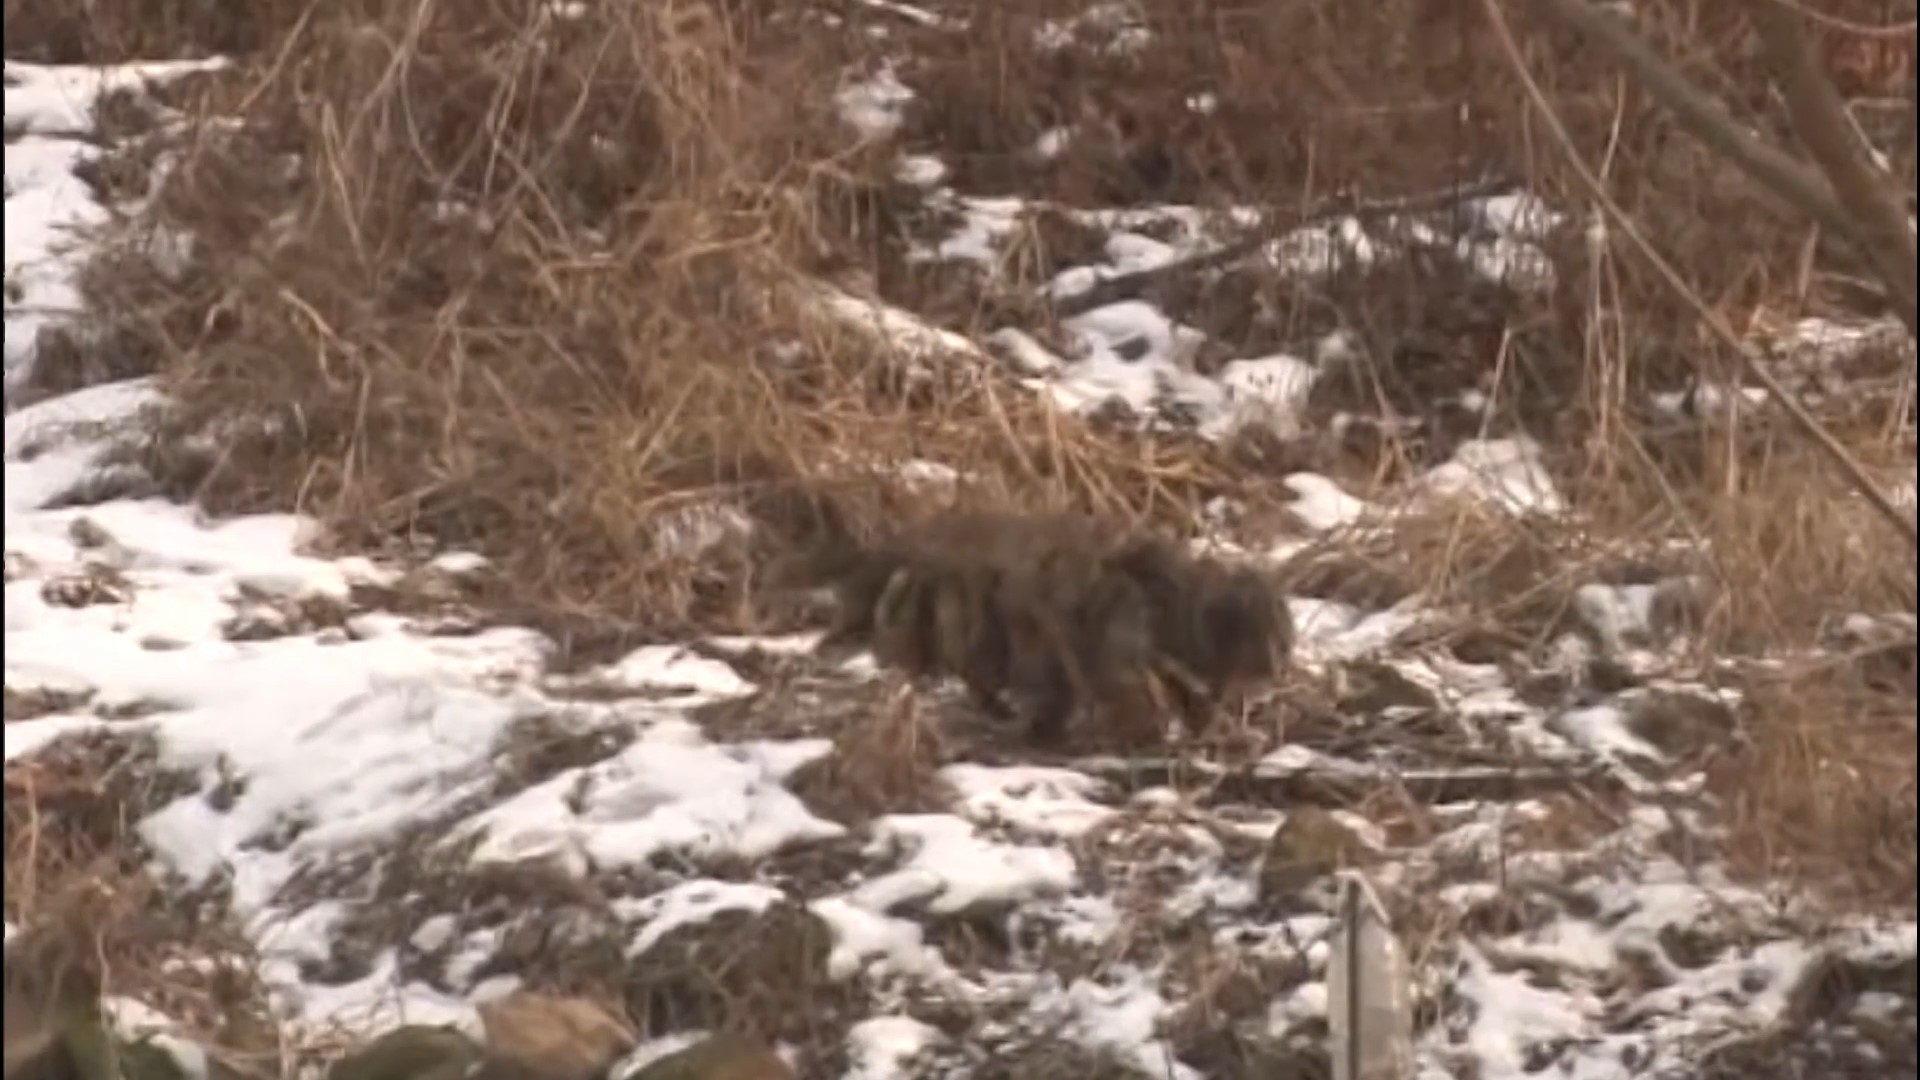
left=6, top=1016, right=201, bottom=1080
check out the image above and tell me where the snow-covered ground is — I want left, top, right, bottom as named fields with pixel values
left=5, top=13, right=1917, bottom=1080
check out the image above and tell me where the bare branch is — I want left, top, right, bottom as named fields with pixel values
left=1748, top=0, right=1919, bottom=338
left=1528, top=0, right=1861, bottom=243
left=1486, top=0, right=1919, bottom=549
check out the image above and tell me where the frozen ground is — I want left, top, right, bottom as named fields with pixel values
left=5, top=14, right=1918, bottom=1080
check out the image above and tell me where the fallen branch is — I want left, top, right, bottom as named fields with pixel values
left=1075, top=757, right=1627, bottom=807
left=1050, top=174, right=1519, bottom=317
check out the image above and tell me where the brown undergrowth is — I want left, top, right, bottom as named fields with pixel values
left=14, top=0, right=1917, bottom=927
left=2, top=733, right=280, bottom=1073
left=48, top=0, right=1262, bottom=651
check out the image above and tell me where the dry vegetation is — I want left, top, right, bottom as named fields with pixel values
left=5, top=0, right=1917, bottom=1057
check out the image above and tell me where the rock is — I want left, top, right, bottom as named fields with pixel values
left=325, top=1026, right=486, bottom=1080
left=1257, top=808, right=1380, bottom=907
left=479, top=992, right=633, bottom=1080
left=116, top=1038, right=197, bottom=1080
left=622, top=1034, right=792, bottom=1080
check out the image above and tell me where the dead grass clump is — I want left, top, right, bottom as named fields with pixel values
left=618, top=904, right=860, bottom=1067
left=1162, top=940, right=1322, bottom=1080
left=82, top=0, right=857, bottom=629
left=1282, top=501, right=1655, bottom=660
left=788, top=683, right=952, bottom=824
left=1711, top=659, right=1917, bottom=914
left=2, top=732, right=196, bottom=927
left=2, top=733, right=278, bottom=1073
left=1683, top=445, right=1917, bottom=650
left=901, top=0, right=1611, bottom=206
left=70, top=0, right=1257, bottom=646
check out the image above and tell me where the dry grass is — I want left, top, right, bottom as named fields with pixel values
left=10, top=0, right=1916, bottom=924
left=44, top=0, right=1264, bottom=648
left=2, top=733, right=282, bottom=1072
left=789, top=681, right=954, bottom=824
left=1712, top=659, right=1918, bottom=913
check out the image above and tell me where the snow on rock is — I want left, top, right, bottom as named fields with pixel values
left=1417, top=436, right=1565, bottom=516
left=1448, top=945, right=1604, bottom=1078
left=1052, top=967, right=1199, bottom=1080
left=940, top=763, right=1116, bottom=839
left=809, top=894, right=953, bottom=984
left=463, top=719, right=842, bottom=875
left=836, top=62, right=914, bottom=139
left=861, top=813, right=1077, bottom=915
left=556, top=643, right=759, bottom=705
left=618, top=879, right=787, bottom=957
left=4, top=379, right=162, bottom=515
left=844, top=1015, right=943, bottom=1080
left=1282, top=473, right=1376, bottom=534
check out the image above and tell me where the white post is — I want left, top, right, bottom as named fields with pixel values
left=1326, top=871, right=1414, bottom=1080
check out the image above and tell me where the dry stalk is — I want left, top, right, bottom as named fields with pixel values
left=1487, top=0, right=1918, bottom=548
